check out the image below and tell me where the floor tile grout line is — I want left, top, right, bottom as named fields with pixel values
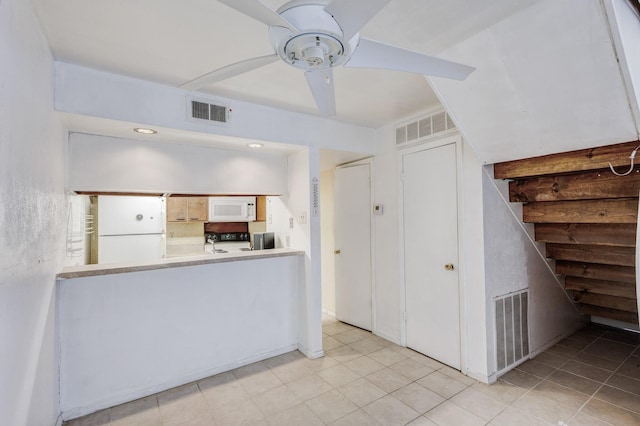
left=66, top=321, right=638, bottom=425
left=273, top=327, right=636, bottom=425
left=343, top=322, right=552, bottom=424
left=318, top=331, right=482, bottom=426
left=501, top=336, right=601, bottom=426
left=566, top=345, right=640, bottom=423
left=544, top=332, right=628, bottom=425
left=332, top=371, right=474, bottom=426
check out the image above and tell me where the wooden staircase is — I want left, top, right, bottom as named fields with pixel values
left=494, top=141, right=639, bottom=324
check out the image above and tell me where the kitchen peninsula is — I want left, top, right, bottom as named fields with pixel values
left=57, top=248, right=308, bottom=419
left=59, top=133, right=324, bottom=422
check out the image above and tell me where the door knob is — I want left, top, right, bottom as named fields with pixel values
left=444, top=263, right=455, bottom=271
left=334, top=249, right=341, bottom=254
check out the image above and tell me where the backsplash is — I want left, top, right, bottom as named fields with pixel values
left=167, top=222, right=204, bottom=239
left=248, top=221, right=266, bottom=236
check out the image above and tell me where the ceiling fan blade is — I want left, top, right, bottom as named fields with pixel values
left=305, top=69, right=336, bottom=117
left=217, top=0, right=297, bottom=31
left=325, top=0, right=390, bottom=41
left=180, top=54, right=279, bottom=91
left=345, top=38, right=475, bottom=81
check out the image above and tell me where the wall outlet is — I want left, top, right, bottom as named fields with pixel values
left=299, top=211, right=307, bottom=224
left=374, top=204, right=384, bottom=215
left=289, top=217, right=294, bottom=229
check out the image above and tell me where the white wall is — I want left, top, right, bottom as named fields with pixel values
left=55, top=62, right=377, bottom=155
left=68, top=133, right=289, bottom=194
left=58, top=256, right=301, bottom=419
left=266, top=149, right=323, bottom=358
left=0, top=0, right=67, bottom=424
left=371, top=126, right=403, bottom=343
left=459, top=139, right=490, bottom=381
left=289, top=149, right=323, bottom=358
left=320, top=169, right=336, bottom=315
left=608, top=0, right=640, bottom=134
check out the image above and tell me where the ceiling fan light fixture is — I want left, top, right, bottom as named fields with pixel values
left=268, top=3, right=358, bottom=71
left=278, top=32, right=347, bottom=70
left=303, top=46, right=325, bottom=67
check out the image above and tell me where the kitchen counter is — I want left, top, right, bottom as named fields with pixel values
left=57, top=248, right=304, bottom=279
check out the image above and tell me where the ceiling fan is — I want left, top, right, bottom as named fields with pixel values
left=180, top=0, right=475, bottom=116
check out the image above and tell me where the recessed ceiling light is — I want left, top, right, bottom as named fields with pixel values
left=248, top=143, right=264, bottom=148
left=133, top=127, right=157, bottom=134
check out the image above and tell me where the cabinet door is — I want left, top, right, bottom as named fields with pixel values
left=167, top=197, right=188, bottom=222
left=187, top=197, right=208, bottom=222
left=256, top=196, right=267, bottom=221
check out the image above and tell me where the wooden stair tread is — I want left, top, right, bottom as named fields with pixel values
left=565, top=276, right=637, bottom=299
left=571, top=292, right=638, bottom=313
left=534, top=223, right=636, bottom=247
left=578, top=304, right=639, bottom=324
left=523, top=198, right=638, bottom=224
left=546, top=244, right=635, bottom=267
left=494, top=140, right=640, bottom=179
left=509, top=169, right=640, bottom=202
left=555, top=261, right=635, bottom=284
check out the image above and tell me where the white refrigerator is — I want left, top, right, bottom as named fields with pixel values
left=98, top=195, right=166, bottom=264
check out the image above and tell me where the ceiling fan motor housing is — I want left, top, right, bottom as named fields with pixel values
left=268, top=2, right=359, bottom=71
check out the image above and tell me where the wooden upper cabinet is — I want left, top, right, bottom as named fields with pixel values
left=256, top=196, right=267, bottom=222
left=167, top=197, right=208, bottom=222
left=167, top=197, right=188, bottom=222
left=187, top=197, right=208, bottom=221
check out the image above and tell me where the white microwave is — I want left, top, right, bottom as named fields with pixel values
left=208, top=196, right=256, bottom=222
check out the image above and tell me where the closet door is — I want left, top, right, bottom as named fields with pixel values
left=402, top=141, right=460, bottom=369
left=334, top=163, right=372, bottom=330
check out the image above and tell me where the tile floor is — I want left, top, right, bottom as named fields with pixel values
left=65, top=318, right=640, bottom=426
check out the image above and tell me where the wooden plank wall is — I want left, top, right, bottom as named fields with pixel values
left=494, top=141, right=640, bottom=324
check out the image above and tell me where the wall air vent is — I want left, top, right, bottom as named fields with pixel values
left=187, top=97, right=231, bottom=126
left=395, top=109, right=457, bottom=148
left=495, top=290, right=530, bottom=374
left=191, top=101, right=210, bottom=120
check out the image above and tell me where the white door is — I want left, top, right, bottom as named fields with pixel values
left=334, top=163, right=372, bottom=330
left=403, top=142, right=460, bottom=369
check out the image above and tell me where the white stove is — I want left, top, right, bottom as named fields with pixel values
left=205, top=232, right=251, bottom=254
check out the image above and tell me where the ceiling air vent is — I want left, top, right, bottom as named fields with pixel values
left=395, top=110, right=457, bottom=148
left=187, top=97, right=231, bottom=125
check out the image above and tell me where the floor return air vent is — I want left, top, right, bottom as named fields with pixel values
left=495, top=290, right=530, bottom=373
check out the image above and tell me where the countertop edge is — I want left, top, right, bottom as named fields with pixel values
left=57, top=249, right=305, bottom=279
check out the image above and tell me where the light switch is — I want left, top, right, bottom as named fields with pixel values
left=374, top=204, right=384, bottom=215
